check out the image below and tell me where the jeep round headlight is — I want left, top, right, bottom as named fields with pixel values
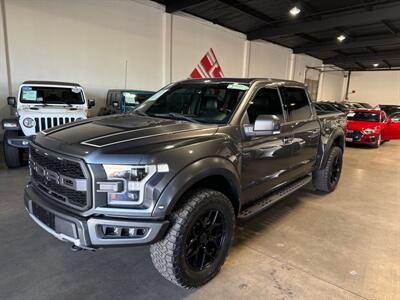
left=23, top=117, right=35, bottom=128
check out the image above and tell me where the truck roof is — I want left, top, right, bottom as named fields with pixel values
left=178, top=78, right=304, bottom=86
left=22, top=81, right=81, bottom=87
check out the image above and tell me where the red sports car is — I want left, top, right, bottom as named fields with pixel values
left=346, top=109, right=400, bottom=147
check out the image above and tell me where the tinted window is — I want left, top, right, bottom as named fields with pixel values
left=246, top=88, right=284, bottom=124
left=280, top=87, right=312, bottom=121
left=347, top=111, right=380, bottom=122
left=20, top=86, right=84, bottom=104
left=136, top=83, right=249, bottom=124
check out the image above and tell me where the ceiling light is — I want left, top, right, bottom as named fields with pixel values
left=337, top=34, right=346, bottom=42
left=289, top=6, right=301, bottom=16
left=373, top=63, right=379, bottom=67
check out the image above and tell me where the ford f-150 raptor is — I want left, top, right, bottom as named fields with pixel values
left=24, top=78, right=345, bottom=288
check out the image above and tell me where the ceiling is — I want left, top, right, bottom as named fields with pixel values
left=154, top=0, right=400, bottom=71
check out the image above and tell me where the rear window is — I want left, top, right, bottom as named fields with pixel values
left=280, top=87, right=312, bottom=121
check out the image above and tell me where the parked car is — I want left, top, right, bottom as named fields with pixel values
left=346, top=109, right=400, bottom=147
left=378, top=104, right=400, bottom=116
left=24, top=78, right=345, bottom=288
left=389, top=111, right=400, bottom=122
left=98, top=89, right=154, bottom=115
left=314, top=101, right=341, bottom=113
left=2, top=81, right=94, bottom=168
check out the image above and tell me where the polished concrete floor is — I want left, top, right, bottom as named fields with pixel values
left=0, top=141, right=399, bottom=300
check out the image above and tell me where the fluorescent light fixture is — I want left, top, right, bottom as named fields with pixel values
left=373, top=63, right=379, bottom=67
left=289, top=6, right=301, bottom=16
left=337, top=34, right=346, bottom=42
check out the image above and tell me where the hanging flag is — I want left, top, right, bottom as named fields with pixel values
left=189, top=48, right=224, bottom=78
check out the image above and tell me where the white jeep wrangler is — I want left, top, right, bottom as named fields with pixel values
left=2, top=81, right=95, bottom=168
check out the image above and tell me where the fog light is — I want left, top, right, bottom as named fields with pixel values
left=101, top=225, right=148, bottom=238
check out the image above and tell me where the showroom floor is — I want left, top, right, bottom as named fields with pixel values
left=0, top=142, right=399, bottom=300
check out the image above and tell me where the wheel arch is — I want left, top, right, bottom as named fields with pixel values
left=318, top=128, right=345, bottom=169
left=153, top=157, right=241, bottom=218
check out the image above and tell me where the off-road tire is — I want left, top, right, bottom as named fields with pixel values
left=313, top=146, right=343, bottom=193
left=3, top=131, right=22, bottom=168
left=150, top=189, right=235, bottom=289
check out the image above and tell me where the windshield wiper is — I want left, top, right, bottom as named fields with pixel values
left=167, top=112, right=200, bottom=123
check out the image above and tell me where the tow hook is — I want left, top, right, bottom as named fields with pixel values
left=70, top=244, right=96, bottom=252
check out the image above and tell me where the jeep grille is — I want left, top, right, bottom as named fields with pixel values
left=34, top=117, right=76, bottom=132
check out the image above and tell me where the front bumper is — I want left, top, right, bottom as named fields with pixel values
left=345, top=133, right=378, bottom=145
left=24, top=184, right=169, bottom=249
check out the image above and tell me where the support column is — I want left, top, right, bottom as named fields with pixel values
left=1, top=0, right=12, bottom=95
left=242, top=40, right=250, bottom=78
left=162, top=12, right=172, bottom=85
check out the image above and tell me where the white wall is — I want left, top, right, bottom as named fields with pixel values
left=5, top=0, right=164, bottom=110
left=0, top=0, right=326, bottom=138
left=345, top=71, right=400, bottom=106
left=317, top=70, right=345, bottom=101
left=247, top=41, right=292, bottom=79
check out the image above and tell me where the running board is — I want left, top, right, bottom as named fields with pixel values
left=238, top=175, right=312, bottom=219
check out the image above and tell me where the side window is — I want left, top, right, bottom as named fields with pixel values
left=280, top=87, right=312, bottom=121
left=246, top=88, right=284, bottom=124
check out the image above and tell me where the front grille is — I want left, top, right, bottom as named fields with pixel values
left=30, top=148, right=84, bottom=178
left=346, top=130, right=363, bottom=141
left=34, top=117, right=76, bottom=132
left=29, top=145, right=90, bottom=210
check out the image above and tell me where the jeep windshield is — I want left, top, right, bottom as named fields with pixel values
left=20, top=86, right=85, bottom=105
left=135, top=82, right=249, bottom=124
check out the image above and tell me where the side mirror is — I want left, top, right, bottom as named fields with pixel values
left=7, top=97, right=16, bottom=107
left=244, top=115, right=281, bottom=137
left=88, top=99, right=95, bottom=108
left=112, top=100, right=119, bottom=108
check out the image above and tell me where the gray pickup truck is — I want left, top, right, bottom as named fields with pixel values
left=24, top=78, right=345, bottom=288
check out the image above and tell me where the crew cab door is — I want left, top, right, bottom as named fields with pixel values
left=279, top=86, right=320, bottom=178
left=383, top=111, right=400, bottom=139
left=240, top=87, right=295, bottom=205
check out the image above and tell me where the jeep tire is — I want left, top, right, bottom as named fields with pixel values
left=313, top=146, right=343, bottom=193
left=3, top=130, right=22, bottom=168
left=150, top=188, right=235, bottom=289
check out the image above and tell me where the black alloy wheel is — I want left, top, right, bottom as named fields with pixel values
left=185, top=209, right=226, bottom=271
left=330, top=154, right=342, bottom=186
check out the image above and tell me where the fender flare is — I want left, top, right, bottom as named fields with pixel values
left=152, top=157, right=240, bottom=218
left=319, top=128, right=345, bottom=169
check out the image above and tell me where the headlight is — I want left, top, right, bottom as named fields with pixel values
left=98, top=164, right=169, bottom=207
left=75, top=117, right=84, bottom=121
left=23, top=117, right=35, bottom=128
left=3, top=121, right=19, bottom=128
left=362, top=128, right=376, bottom=134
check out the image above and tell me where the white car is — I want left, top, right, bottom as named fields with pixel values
left=2, top=81, right=95, bottom=168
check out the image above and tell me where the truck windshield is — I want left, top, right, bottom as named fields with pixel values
left=135, top=82, right=249, bottom=124
left=20, top=86, right=85, bottom=105
left=347, top=111, right=380, bottom=122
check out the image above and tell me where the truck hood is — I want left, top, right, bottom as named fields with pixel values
left=346, top=120, right=381, bottom=131
left=33, top=114, right=218, bottom=163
